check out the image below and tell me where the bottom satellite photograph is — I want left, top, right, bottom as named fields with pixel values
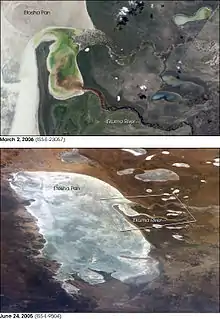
left=0, top=148, right=219, bottom=313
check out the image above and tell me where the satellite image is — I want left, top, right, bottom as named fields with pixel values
left=1, top=1, right=219, bottom=136
left=1, top=148, right=219, bottom=312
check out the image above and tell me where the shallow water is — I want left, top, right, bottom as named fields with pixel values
left=151, top=91, right=182, bottom=102
left=173, top=7, right=212, bottom=26
left=2, top=1, right=219, bottom=136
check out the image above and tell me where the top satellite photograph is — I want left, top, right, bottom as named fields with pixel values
left=1, top=0, right=219, bottom=136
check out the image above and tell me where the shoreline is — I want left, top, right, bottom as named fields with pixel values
left=1, top=148, right=219, bottom=312
left=2, top=1, right=95, bottom=135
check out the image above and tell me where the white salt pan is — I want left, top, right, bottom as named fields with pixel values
left=9, top=171, right=159, bottom=286
left=135, top=169, right=179, bottom=182
left=121, top=149, right=147, bottom=156
left=117, top=168, right=135, bottom=176
left=172, top=163, right=190, bottom=168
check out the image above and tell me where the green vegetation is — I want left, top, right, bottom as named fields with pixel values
left=33, top=27, right=84, bottom=100
left=50, top=91, right=104, bottom=135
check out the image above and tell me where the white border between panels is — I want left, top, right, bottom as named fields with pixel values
left=0, top=136, right=220, bottom=148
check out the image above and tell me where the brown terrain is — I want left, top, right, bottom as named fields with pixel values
left=0, top=148, right=219, bottom=312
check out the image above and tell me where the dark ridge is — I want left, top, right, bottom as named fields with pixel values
left=138, top=93, right=147, bottom=100
left=116, top=0, right=145, bottom=30
left=0, top=186, right=19, bottom=212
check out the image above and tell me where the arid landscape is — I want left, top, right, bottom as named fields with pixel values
left=0, top=148, right=219, bottom=312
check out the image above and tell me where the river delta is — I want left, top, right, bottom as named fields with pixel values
left=1, top=1, right=219, bottom=135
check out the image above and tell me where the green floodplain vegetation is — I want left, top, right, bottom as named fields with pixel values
left=35, top=27, right=143, bottom=135
left=51, top=92, right=105, bottom=135
left=49, top=92, right=143, bottom=135
left=34, top=27, right=84, bottom=100
left=34, top=5, right=213, bottom=135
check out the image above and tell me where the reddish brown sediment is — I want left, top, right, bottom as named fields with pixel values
left=54, top=71, right=83, bottom=92
left=84, top=87, right=107, bottom=109
left=0, top=148, right=219, bottom=312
